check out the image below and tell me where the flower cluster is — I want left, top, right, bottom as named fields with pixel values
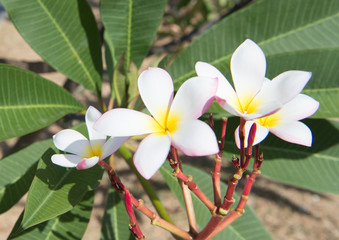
left=51, top=39, right=319, bottom=179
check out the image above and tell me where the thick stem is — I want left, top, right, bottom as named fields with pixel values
left=194, top=214, right=223, bottom=240
left=220, top=168, right=244, bottom=212
left=209, top=169, right=261, bottom=239
left=243, top=122, right=257, bottom=170
left=239, top=117, right=246, bottom=168
left=208, top=210, right=242, bottom=239
left=212, top=155, right=222, bottom=206
left=212, top=117, right=227, bottom=206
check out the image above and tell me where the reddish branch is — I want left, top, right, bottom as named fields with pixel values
left=211, top=116, right=227, bottom=206
left=98, top=160, right=192, bottom=240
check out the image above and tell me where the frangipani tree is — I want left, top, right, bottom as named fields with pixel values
left=0, top=0, right=338, bottom=239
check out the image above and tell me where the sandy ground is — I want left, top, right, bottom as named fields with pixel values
left=0, top=3, right=339, bottom=240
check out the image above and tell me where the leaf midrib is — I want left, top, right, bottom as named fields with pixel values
left=173, top=11, right=339, bottom=84
left=0, top=104, right=82, bottom=110
left=36, top=0, right=96, bottom=90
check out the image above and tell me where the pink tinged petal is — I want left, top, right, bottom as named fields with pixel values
left=101, top=136, right=129, bottom=159
left=171, top=119, right=219, bottom=156
left=86, top=106, right=106, bottom=144
left=231, top=39, right=266, bottom=104
left=51, top=154, right=82, bottom=168
left=53, top=129, right=90, bottom=156
left=235, top=121, right=269, bottom=148
left=169, top=76, right=218, bottom=120
left=274, top=94, right=320, bottom=121
left=94, top=108, right=159, bottom=137
left=266, top=70, right=312, bottom=105
left=76, top=156, right=100, bottom=170
left=138, top=67, right=174, bottom=127
left=269, top=120, right=313, bottom=147
left=133, top=133, right=171, bottom=179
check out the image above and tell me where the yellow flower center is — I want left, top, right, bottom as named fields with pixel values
left=152, top=111, right=180, bottom=135
left=83, top=142, right=103, bottom=158
left=234, top=94, right=260, bottom=115
left=255, top=112, right=281, bottom=128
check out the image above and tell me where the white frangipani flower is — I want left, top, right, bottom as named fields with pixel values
left=195, top=39, right=312, bottom=120
left=51, top=106, right=128, bottom=170
left=94, top=67, right=219, bottom=179
left=235, top=94, right=320, bottom=147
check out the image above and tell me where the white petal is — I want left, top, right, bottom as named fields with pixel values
left=53, top=129, right=90, bottom=156
left=76, top=156, right=100, bottom=170
left=244, top=99, right=282, bottom=120
left=51, top=154, right=82, bottom=168
left=94, top=108, right=160, bottom=137
left=195, top=61, right=241, bottom=116
left=234, top=121, right=269, bottom=148
left=171, top=120, right=219, bottom=156
left=169, top=76, right=218, bottom=120
left=86, top=106, right=106, bottom=145
left=101, top=136, right=129, bottom=159
left=138, top=67, right=174, bottom=127
left=269, top=120, right=313, bottom=147
left=231, top=39, right=266, bottom=104
left=134, top=133, right=171, bottom=179
left=274, top=94, right=320, bottom=121
left=260, top=70, right=312, bottom=105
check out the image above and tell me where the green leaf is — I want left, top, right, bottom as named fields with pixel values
left=112, top=55, right=140, bottom=108
left=112, top=54, right=128, bottom=107
left=2, top=0, right=102, bottom=93
left=220, top=117, right=339, bottom=194
left=101, top=189, right=133, bottom=240
left=160, top=164, right=272, bottom=240
left=163, top=0, right=339, bottom=100
left=9, top=190, right=94, bottom=240
left=265, top=49, right=339, bottom=118
left=15, top=123, right=104, bottom=231
left=0, top=65, right=84, bottom=140
left=0, top=139, right=52, bottom=214
left=101, top=0, right=167, bottom=68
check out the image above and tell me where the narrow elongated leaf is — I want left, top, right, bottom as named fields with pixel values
left=101, top=0, right=167, bottom=68
left=0, top=65, right=84, bottom=140
left=9, top=191, right=94, bottom=240
left=164, top=0, right=339, bottom=87
left=2, top=0, right=102, bottom=93
left=160, top=164, right=272, bottom=240
left=101, top=189, right=133, bottom=240
left=0, top=139, right=52, bottom=214
left=219, top=117, right=339, bottom=194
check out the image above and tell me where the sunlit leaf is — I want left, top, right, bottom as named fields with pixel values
left=0, top=65, right=84, bottom=140
left=2, top=0, right=102, bottom=93
left=0, top=139, right=52, bottom=214
left=101, top=0, right=167, bottom=68
left=9, top=191, right=94, bottom=239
